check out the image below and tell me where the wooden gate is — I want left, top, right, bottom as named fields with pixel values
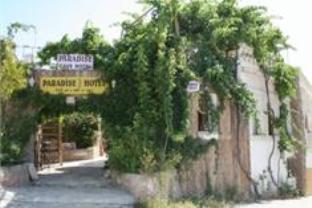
left=35, top=121, right=63, bottom=169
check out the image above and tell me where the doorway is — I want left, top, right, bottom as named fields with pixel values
left=34, top=113, right=105, bottom=170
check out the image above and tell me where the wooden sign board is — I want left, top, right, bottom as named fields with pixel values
left=34, top=69, right=107, bottom=95
left=40, top=76, right=107, bottom=95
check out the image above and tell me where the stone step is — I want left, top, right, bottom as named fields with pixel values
left=35, top=176, right=113, bottom=188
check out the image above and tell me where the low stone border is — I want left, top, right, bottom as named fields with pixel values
left=0, top=163, right=38, bottom=187
left=113, top=170, right=179, bottom=200
left=63, top=147, right=94, bottom=161
left=112, top=146, right=218, bottom=200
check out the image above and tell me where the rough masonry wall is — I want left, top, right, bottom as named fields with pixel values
left=297, top=73, right=312, bottom=194
left=187, top=95, right=251, bottom=199
left=298, top=73, right=312, bottom=162
left=0, top=164, right=31, bottom=187
left=116, top=100, right=252, bottom=200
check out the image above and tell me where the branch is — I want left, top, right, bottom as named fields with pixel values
left=264, top=74, right=279, bottom=188
left=234, top=49, right=261, bottom=199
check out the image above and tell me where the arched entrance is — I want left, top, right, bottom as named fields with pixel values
left=29, top=69, right=108, bottom=171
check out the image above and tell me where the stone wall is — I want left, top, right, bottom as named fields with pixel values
left=114, top=148, right=217, bottom=200
left=115, top=100, right=252, bottom=200
left=186, top=82, right=252, bottom=197
left=63, top=147, right=95, bottom=161
left=63, top=129, right=103, bottom=161
left=297, top=72, right=312, bottom=195
left=306, top=169, right=312, bottom=195
left=0, top=163, right=35, bottom=187
left=23, top=134, right=36, bottom=163
left=288, top=76, right=306, bottom=194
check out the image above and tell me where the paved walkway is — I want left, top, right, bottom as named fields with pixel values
left=235, top=196, right=312, bottom=208
left=0, top=158, right=135, bottom=208
left=2, top=158, right=312, bottom=208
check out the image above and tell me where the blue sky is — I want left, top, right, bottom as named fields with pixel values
left=1, top=0, right=311, bottom=82
left=0, top=0, right=142, bottom=42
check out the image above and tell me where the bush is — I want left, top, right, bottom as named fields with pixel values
left=107, top=128, right=215, bottom=173
left=278, top=182, right=302, bottom=198
left=140, top=149, right=158, bottom=173
left=0, top=102, right=37, bottom=165
left=170, top=136, right=217, bottom=166
left=107, top=127, right=147, bottom=173
left=63, top=113, right=98, bottom=148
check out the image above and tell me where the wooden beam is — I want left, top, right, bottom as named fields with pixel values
left=58, top=118, right=63, bottom=166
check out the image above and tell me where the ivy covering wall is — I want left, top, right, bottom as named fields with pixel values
left=97, top=0, right=298, bottom=173
left=1, top=0, right=299, bottom=174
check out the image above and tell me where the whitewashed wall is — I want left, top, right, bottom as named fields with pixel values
left=237, top=44, right=289, bottom=194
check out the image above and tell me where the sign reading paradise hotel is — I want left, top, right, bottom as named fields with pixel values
left=40, top=76, right=107, bottom=95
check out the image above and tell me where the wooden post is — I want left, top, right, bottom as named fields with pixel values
left=36, top=124, right=42, bottom=170
left=97, top=115, right=103, bottom=157
left=58, top=117, right=63, bottom=166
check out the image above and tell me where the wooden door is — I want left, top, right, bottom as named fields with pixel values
left=35, top=121, right=63, bottom=169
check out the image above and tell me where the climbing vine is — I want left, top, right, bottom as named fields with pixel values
left=5, top=0, right=299, bottom=176
left=101, top=0, right=299, bottom=173
left=273, top=60, right=299, bottom=153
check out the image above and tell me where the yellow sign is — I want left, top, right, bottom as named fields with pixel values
left=40, top=76, right=107, bottom=95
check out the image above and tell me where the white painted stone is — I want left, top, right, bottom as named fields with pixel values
left=27, top=163, right=39, bottom=181
left=238, top=44, right=288, bottom=192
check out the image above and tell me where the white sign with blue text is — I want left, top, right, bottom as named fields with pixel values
left=187, top=80, right=200, bottom=93
left=57, top=54, right=93, bottom=70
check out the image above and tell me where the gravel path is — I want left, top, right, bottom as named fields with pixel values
left=0, top=158, right=135, bottom=208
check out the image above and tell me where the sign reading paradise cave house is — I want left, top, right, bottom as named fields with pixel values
left=40, top=76, right=107, bottom=95
left=57, top=54, right=93, bottom=70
